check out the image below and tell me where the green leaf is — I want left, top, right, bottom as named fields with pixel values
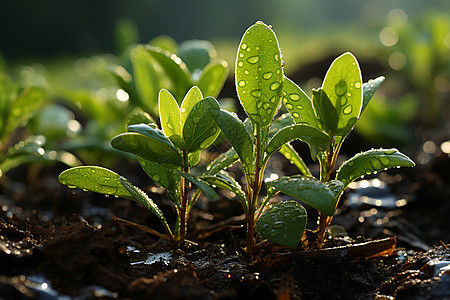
left=279, top=143, right=312, bottom=176
left=236, top=21, right=283, bottom=127
left=282, top=76, right=318, bottom=128
left=326, top=180, right=345, bottom=197
left=189, top=150, right=201, bottom=167
left=119, top=176, right=171, bottom=235
left=180, top=86, right=203, bottom=126
left=336, top=148, right=415, bottom=188
left=111, top=132, right=182, bottom=166
left=269, top=113, right=294, bottom=137
left=265, top=124, right=330, bottom=162
left=256, top=200, right=307, bottom=248
left=267, top=175, right=336, bottom=216
left=312, top=88, right=338, bottom=135
left=58, top=166, right=134, bottom=199
left=0, top=72, right=15, bottom=138
left=145, top=45, right=193, bottom=102
left=209, top=109, right=255, bottom=175
left=6, top=87, right=47, bottom=139
left=201, top=171, right=246, bottom=208
left=175, top=170, right=218, bottom=200
left=361, top=76, right=385, bottom=114
left=158, top=89, right=182, bottom=143
left=322, top=52, right=362, bottom=138
left=136, top=156, right=180, bottom=200
left=183, top=97, right=221, bottom=152
left=178, top=40, right=215, bottom=75
left=126, top=108, right=156, bottom=127
left=204, top=148, right=239, bottom=176
left=127, top=124, right=178, bottom=151
left=130, top=45, right=160, bottom=113
left=196, top=60, right=229, bottom=98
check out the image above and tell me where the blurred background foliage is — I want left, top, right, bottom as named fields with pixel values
left=0, top=0, right=449, bottom=173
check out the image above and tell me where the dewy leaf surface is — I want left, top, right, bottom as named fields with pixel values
left=183, top=97, right=221, bottom=152
left=196, top=61, right=229, bottom=98
left=336, top=148, right=415, bottom=188
left=204, top=148, right=239, bottom=176
left=111, top=132, right=182, bottom=166
left=209, top=109, right=255, bottom=175
left=361, top=76, right=385, bottom=115
left=256, top=200, right=307, bottom=248
left=267, top=175, right=337, bottom=216
left=159, top=89, right=181, bottom=142
left=180, top=86, right=203, bottom=127
left=282, top=76, right=317, bottom=128
left=236, top=21, right=283, bottom=127
left=175, top=170, right=218, bottom=200
left=136, top=156, right=180, bottom=198
left=201, top=171, right=246, bottom=208
left=58, top=166, right=134, bottom=199
left=265, top=124, right=330, bottom=162
left=322, top=52, right=362, bottom=138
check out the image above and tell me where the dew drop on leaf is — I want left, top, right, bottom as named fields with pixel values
left=270, top=82, right=281, bottom=91
left=286, top=103, right=294, bottom=110
left=343, top=105, right=352, bottom=115
left=263, top=72, right=273, bottom=80
left=289, top=93, right=300, bottom=101
left=153, top=174, right=161, bottom=182
left=238, top=61, right=244, bottom=67
left=241, top=43, right=248, bottom=50
left=247, top=56, right=260, bottom=64
left=354, top=82, right=361, bottom=89
left=238, top=80, right=246, bottom=87
left=274, top=53, right=280, bottom=62
left=251, top=90, right=262, bottom=98
left=292, top=112, right=300, bottom=118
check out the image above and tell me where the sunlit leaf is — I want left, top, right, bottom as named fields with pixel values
left=183, top=97, right=221, bottom=152
left=322, top=52, right=363, bottom=138
left=236, top=21, right=283, bottom=127
left=256, top=200, right=307, bottom=248
left=58, top=166, right=134, bottom=199
left=204, top=148, right=239, bottom=176
left=209, top=108, right=255, bottom=175
left=361, top=76, right=385, bottom=114
left=335, top=148, right=415, bottom=188
left=283, top=77, right=318, bottom=128
left=196, top=61, right=229, bottom=98
left=201, top=171, right=246, bottom=207
left=265, top=124, right=330, bottom=162
left=111, top=132, right=182, bottom=166
left=159, top=89, right=181, bottom=143
left=126, top=108, right=156, bottom=127
left=267, top=175, right=336, bottom=216
left=279, top=143, right=312, bottom=176
left=312, top=88, right=338, bottom=135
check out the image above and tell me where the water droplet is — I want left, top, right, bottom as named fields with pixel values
left=286, top=103, right=294, bottom=110
left=262, top=117, right=268, bottom=123
left=167, top=123, right=173, bottom=130
left=289, top=93, right=300, bottom=101
left=335, top=80, right=347, bottom=96
left=247, top=56, right=260, bottom=64
left=200, top=140, right=210, bottom=149
left=251, top=89, right=262, bottom=98
left=237, top=61, right=244, bottom=67
left=241, top=43, right=248, bottom=50
left=210, top=127, right=217, bottom=135
left=379, top=156, right=390, bottom=166
left=354, top=82, right=361, bottom=89
left=270, top=82, right=281, bottom=91
left=346, top=92, right=352, bottom=97
left=262, top=102, right=270, bottom=110
left=282, top=97, right=288, bottom=103
left=263, top=72, right=273, bottom=80
left=274, top=53, right=280, bottom=62
left=370, top=158, right=382, bottom=169
left=257, top=101, right=263, bottom=109
left=153, top=174, right=161, bottom=182
left=292, top=112, right=300, bottom=118
left=238, top=80, right=246, bottom=87
left=296, top=105, right=303, bottom=110
left=266, top=108, right=273, bottom=115
left=343, top=105, right=352, bottom=115
left=246, top=47, right=252, bottom=52
left=244, top=69, right=249, bottom=75
left=272, top=221, right=284, bottom=229
left=384, top=149, right=396, bottom=155
left=270, top=96, right=277, bottom=103
left=340, top=96, right=348, bottom=106
left=276, top=69, right=281, bottom=74
left=239, top=53, right=244, bottom=58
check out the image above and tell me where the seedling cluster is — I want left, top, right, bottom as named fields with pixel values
left=59, top=21, right=414, bottom=253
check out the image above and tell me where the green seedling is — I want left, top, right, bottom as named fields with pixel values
left=266, top=52, right=415, bottom=248
left=0, top=71, right=80, bottom=179
left=59, top=86, right=221, bottom=245
left=110, top=37, right=229, bottom=120
left=202, top=22, right=329, bottom=253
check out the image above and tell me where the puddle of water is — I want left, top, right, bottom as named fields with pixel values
left=127, top=246, right=172, bottom=266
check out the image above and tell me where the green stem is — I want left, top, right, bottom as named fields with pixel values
left=177, top=151, right=190, bottom=245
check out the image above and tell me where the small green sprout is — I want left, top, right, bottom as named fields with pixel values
left=59, top=87, right=222, bottom=245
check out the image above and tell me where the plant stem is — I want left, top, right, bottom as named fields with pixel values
left=178, top=151, right=190, bottom=245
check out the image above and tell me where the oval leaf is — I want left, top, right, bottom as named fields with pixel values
left=58, top=166, right=134, bottom=199
left=336, top=148, right=415, bottom=188
left=265, top=124, right=330, bottom=162
left=196, top=60, right=229, bottom=98
left=180, top=86, right=203, bottom=127
left=256, top=200, right=307, bottom=248
left=209, top=109, right=255, bottom=175
left=267, top=175, right=336, bottom=216
left=361, top=76, right=385, bottom=115
left=183, top=97, right=221, bottom=152
left=204, top=148, right=239, bottom=176
left=159, top=89, right=182, bottom=142
left=322, top=52, right=363, bottom=138
left=282, top=76, right=318, bottom=128
left=236, top=21, right=283, bottom=127
left=111, top=132, right=182, bottom=166
left=201, top=171, right=246, bottom=208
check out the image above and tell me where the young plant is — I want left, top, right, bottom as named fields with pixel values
left=59, top=87, right=221, bottom=245
left=110, top=37, right=229, bottom=120
left=0, top=71, right=80, bottom=179
left=201, top=22, right=329, bottom=253
left=265, top=53, right=415, bottom=248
